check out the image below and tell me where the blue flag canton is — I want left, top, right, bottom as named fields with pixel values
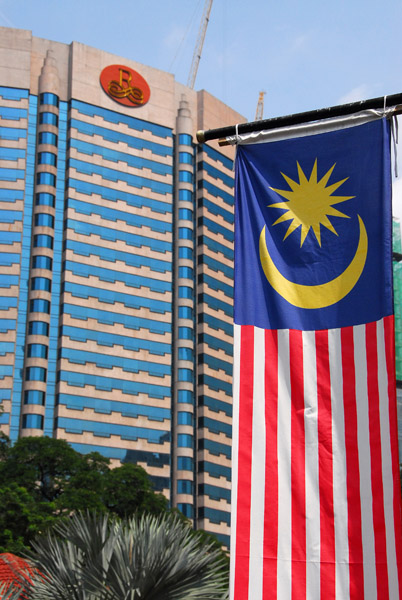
left=234, top=119, right=393, bottom=331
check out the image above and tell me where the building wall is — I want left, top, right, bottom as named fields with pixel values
left=0, top=26, right=245, bottom=547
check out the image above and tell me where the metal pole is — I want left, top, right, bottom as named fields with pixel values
left=196, top=93, right=402, bottom=144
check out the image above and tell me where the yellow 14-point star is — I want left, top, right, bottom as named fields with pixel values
left=269, top=159, right=354, bottom=247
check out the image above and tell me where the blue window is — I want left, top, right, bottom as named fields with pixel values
left=179, top=228, right=193, bottom=240
left=177, top=411, right=193, bottom=425
left=31, top=277, right=51, bottom=292
left=179, top=208, right=193, bottom=221
left=27, top=344, right=48, bottom=359
left=26, top=366, right=47, bottom=382
left=179, top=171, right=193, bottom=183
left=179, top=266, right=193, bottom=279
left=178, top=368, right=193, bottom=382
left=179, top=189, right=192, bottom=202
left=179, top=152, right=193, bottom=164
left=35, top=192, right=55, bottom=207
left=37, top=152, right=57, bottom=166
left=24, top=390, right=45, bottom=405
left=22, top=414, right=44, bottom=429
left=177, top=456, right=193, bottom=471
left=28, top=321, right=49, bottom=336
left=178, top=247, right=193, bottom=260
left=34, top=213, right=54, bottom=228
left=30, top=299, right=50, bottom=313
left=32, top=255, right=52, bottom=270
left=179, top=134, right=192, bottom=146
left=178, top=434, right=193, bottom=448
left=40, top=93, right=59, bottom=107
left=39, top=112, right=58, bottom=126
left=36, top=172, right=56, bottom=186
left=34, top=234, right=53, bottom=249
left=177, top=503, right=194, bottom=518
left=178, top=346, right=193, bottom=361
left=178, top=286, right=193, bottom=299
left=178, top=327, right=193, bottom=340
left=178, top=390, right=193, bottom=404
left=177, top=480, right=193, bottom=494
left=178, top=306, right=193, bottom=319
left=38, top=132, right=58, bottom=146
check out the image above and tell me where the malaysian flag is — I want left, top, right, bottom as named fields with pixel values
left=231, top=117, right=402, bottom=600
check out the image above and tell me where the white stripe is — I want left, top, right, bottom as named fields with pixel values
left=248, top=327, right=266, bottom=600
left=354, top=324, right=377, bottom=598
left=303, top=330, right=320, bottom=600
left=377, top=319, right=400, bottom=598
left=277, top=329, right=292, bottom=600
left=230, top=324, right=241, bottom=600
left=329, top=328, right=350, bottom=600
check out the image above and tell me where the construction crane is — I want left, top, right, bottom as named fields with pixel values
left=187, top=0, right=213, bottom=89
left=255, top=91, right=266, bottom=121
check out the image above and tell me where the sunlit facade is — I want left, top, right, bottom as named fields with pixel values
left=0, top=27, right=245, bottom=547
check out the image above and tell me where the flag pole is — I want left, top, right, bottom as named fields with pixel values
left=196, top=92, right=402, bottom=145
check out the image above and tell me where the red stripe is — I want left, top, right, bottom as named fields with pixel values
left=289, top=329, right=306, bottom=600
left=263, top=329, right=278, bottom=600
left=383, top=315, right=402, bottom=587
left=234, top=325, right=255, bottom=600
left=315, top=330, right=336, bottom=600
left=341, top=327, right=364, bottom=598
left=366, top=322, right=390, bottom=599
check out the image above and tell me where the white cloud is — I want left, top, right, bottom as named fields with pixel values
left=338, top=85, right=371, bottom=105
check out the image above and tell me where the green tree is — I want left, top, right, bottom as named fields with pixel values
left=0, top=437, right=168, bottom=552
left=0, top=484, right=55, bottom=554
left=103, top=463, right=168, bottom=517
left=14, top=512, right=229, bottom=600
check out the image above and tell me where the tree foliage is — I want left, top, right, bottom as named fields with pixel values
left=9, top=512, right=229, bottom=600
left=0, top=436, right=168, bottom=553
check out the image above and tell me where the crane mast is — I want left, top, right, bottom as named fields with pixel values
left=255, top=91, right=266, bottom=121
left=187, top=0, right=213, bottom=89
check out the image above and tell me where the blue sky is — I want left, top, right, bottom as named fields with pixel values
left=1, top=0, right=402, bottom=219
left=1, top=0, right=402, bottom=122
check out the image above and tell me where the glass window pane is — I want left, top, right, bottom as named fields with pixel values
left=178, top=433, right=193, bottom=448
left=32, top=255, right=53, bottom=270
left=24, top=390, right=45, bottom=405
left=35, top=193, right=55, bottom=207
left=179, top=189, right=192, bottom=202
left=179, top=171, right=193, bottom=183
left=36, top=172, right=56, bottom=186
left=179, top=152, right=193, bottom=164
left=34, top=234, right=53, bottom=249
left=178, top=134, right=192, bottom=146
left=25, top=366, right=47, bottom=382
left=22, top=414, right=44, bottom=429
left=178, top=390, right=193, bottom=404
left=39, top=112, right=58, bottom=126
left=38, top=132, right=58, bottom=146
left=30, top=299, right=50, bottom=313
left=31, top=277, right=51, bottom=292
left=28, top=321, right=49, bottom=336
left=40, top=93, right=59, bottom=107
left=38, top=152, right=57, bottom=167
left=27, top=344, right=48, bottom=358
left=34, top=213, right=54, bottom=228
left=177, top=411, right=193, bottom=425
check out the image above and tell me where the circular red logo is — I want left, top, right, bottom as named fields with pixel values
left=100, top=65, right=150, bottom=108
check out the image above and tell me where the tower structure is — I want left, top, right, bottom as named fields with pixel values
left=0, top=27, right=244, bottom=546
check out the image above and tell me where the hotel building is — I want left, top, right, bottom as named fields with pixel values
left=0, top=26, right=245, bottom=547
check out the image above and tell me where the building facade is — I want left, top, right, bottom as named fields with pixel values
left=0, top=27, right=245, bottom=547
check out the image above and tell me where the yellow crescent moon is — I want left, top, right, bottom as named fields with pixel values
left=259, top=215, right=368, bottom=309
